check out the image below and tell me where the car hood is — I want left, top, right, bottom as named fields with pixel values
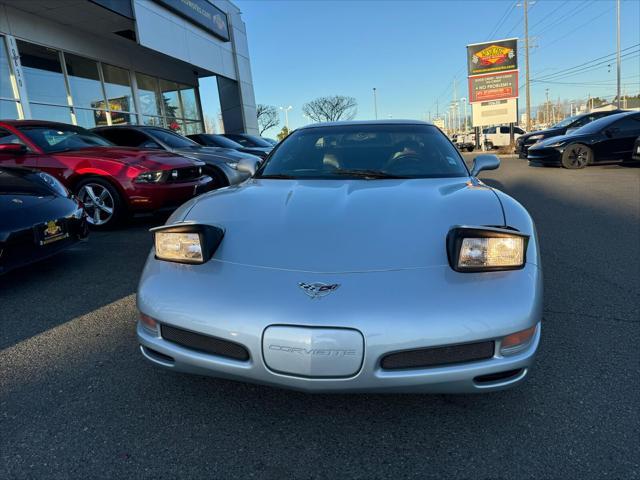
left=522, top=128, right=562, bottom=141
left=0, top=192, right=55, bottom=213
left=182, top=177, right=504, bottom=273
left=533, top=132, right=592, bottom=148
left=52, top=147, right=200, bottom=169
left=173, top=147, right=258, bottom=164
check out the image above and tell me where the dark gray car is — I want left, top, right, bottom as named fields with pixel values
left=92, top=126, right=261, bottom=187
left=187, top=133, right=271, bottom=159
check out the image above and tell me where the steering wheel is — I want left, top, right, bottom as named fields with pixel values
left=384, top=153, right=423, bottom=174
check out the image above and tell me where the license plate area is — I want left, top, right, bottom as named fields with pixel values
left=262, top=326, right=364, bottom=378
left=36, top=219, right=69, bottom=246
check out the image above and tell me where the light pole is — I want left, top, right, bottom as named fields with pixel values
left=373, top=88, right=378, bottom=120
left=460, top=98, right=468, bottom=132
left=616, top=0, right=621, bottom=108
left=280, top=105, right=292, bottom=131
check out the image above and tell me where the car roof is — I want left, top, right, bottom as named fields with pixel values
left=0, top=119, right=80, bottom=129
left=297, top=119, right=432, bottom=130
left=587, top=110, right=639, bottom=125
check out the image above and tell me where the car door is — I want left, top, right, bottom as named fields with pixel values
left=0, top=127, right=39, bottom=169
left=499, top=126, right=510, bottom=146
left=604, top=115, right=640, bottom=161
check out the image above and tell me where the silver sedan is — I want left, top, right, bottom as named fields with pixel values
left=137, top=120, right=542, bottom=393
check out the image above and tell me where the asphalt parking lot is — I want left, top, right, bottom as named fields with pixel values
left=1, top=155, right=639, bottom=479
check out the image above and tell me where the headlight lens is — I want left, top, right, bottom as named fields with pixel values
left=38, top=172, right=69, bottom=197
left=226, top=162, right=239, bottom=170
left=155, top=232, right=203, bottom=263
left=546, top=141, right=566, bottom=148
left=528, top=134, right=544, bottom=141
left=447, top=227, right=528, bottom=272
left=151, top=224, right=225, bottom=264
left=135, top=170, right=165, bottom=183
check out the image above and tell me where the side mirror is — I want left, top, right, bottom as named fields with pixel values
left=0, top=143, right=27, bottom=154
left=470, top=154, right=500, bottom=177
left=236, top=157, right=260, bottom=176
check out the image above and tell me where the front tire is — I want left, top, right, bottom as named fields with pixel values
left=561, top=144, right=592, bottom=169
left=75, top=177, right=124, bottom=229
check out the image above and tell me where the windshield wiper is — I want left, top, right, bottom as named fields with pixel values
left=331, top=169, right=407, bottom=179
left=257, top=174, right=297, bottom=179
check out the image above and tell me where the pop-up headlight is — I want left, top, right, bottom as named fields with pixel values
left=151, top=223, right=224, bottom=264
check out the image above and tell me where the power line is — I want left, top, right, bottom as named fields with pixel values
left=531, top=0, right=597, bottom=37
left=540, top=3, right=615, bottom=50
left=533, top=49, right=639, bottom=82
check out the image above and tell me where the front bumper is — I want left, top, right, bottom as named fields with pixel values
left=527, top=147, right=562, bottom=165
left=127, top=176, right=213, bottom=212
left=137, top=260, right=543, bottom=393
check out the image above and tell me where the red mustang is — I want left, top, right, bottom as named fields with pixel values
left=0, top=120, right=212, bottom=228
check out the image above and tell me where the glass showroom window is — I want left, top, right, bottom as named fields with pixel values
left=17, top=40, right=72, bottom=123
left=0, top=36, right=21, bottom=119
left=136, top=73, right=164, bottom=127
left=64, top=53, right=108, bottom=128
left=178, top=84, right=203, bottom=135
left=102, top=64, right=136, bottom=125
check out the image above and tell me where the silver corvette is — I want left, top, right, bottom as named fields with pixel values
left=137, top=120, right=542, bottom=393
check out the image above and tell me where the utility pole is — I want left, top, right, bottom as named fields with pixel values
left=524, top=0, right=532, bottom=131
left=545, top=88, right=550, bottom=124
left=373, top=88, right=378, bottom=120
left=616, top=0, right=621, bottom=108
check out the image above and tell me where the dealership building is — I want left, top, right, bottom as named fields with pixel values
left=0, top=0, right=258, bottom=134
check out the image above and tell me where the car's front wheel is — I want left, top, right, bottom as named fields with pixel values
left=76, top=178, right=124, bottom=229
left=561, top=144, right=592, bottom=169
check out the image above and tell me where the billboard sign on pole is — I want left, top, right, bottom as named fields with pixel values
left=471, top=98, right=518, bottom=127
left=469, top=71, right=518, bottom=103
left=467, top=38, right=518, bottom=76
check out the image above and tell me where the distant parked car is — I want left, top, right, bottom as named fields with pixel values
left=0, top=165, right=88, bottom=274
left=0, top=120, right=211, bottom=228
left=482, top=126, right=526, bottom=150
left=516, top=110, right=624, bottom=158
left=527, top=111, right=640, bottom=168
left=93, top=126, right=261, bottom=188
left=187, top=133, right=270, bottom=159
left=221, top=133, right=275, bottom=150
left=455, top=132, right=476, bottom=152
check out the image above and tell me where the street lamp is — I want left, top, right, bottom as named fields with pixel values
left=460, top=97, right=468, bottom=132
left=373, top=87, right=378, bottom=120
left=280, top=105, right=292, bottom=130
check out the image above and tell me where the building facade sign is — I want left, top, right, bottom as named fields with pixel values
left=467, top=38, right=518, bottom=76
left=469, top=71, right=518, bottom=103
left=153, top=0, right=229, bottom=41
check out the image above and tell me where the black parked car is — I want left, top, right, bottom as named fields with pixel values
left=0, top=163, right=88, bottom=274
left=187, top=133, right=270, bottom=159
left=527, top=111, right=640, bottom=169
left=221, top=133, right=275, bottom=150
left=516, top=110, right=624, bottom=158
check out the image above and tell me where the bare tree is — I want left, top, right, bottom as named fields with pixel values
left=302, top=95, right=357, bottom=123
left=256, top=104, right=279, bottom=135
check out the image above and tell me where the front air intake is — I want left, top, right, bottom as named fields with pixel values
left=161, top=324, right=250, bottom=361
left=381, top=341, right=495, bottom=370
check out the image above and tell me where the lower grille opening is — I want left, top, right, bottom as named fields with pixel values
left=381, top=341, right=495, bottom=370
left=161, top=324, right=250, bottom=361
left=142, top=346, right=174, bottom=364
left=474, top=369, right=523, bottom=384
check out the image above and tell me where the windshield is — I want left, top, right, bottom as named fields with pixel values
left=553, top=115, right=580, bottom=129
left=17, top=125, right=113, bottom=153
left=207, top=135, right=243, bottom=149
left=148, top=128, right=199, bottom=149
left=257, top=124, right=468, bottom=179
left=228, top=134, right=272, bottom=148
left=572, top=114, right=625, bottom=135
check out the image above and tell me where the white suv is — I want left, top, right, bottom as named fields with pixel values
left=482, top=126, right=526, bottom=150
